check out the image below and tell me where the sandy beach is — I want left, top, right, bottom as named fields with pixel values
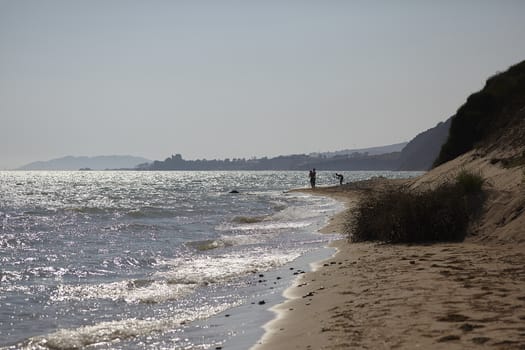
left=254, top=239, right=525, bottom=349
left=252, top=152, right=525, bottom=349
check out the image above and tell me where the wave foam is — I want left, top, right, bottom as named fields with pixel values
left=21, top=302, right=237, bottom=350
left=156, top=249, right=301, bottom=285
left=51, top=279, right=193, bottom=304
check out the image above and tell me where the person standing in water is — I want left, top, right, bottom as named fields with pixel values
left=335, top=173, right=344, bottom=185
left=309, top=168, right=317, bottom=188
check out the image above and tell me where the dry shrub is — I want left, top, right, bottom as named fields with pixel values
left=349, top=171, right=486, bottom=244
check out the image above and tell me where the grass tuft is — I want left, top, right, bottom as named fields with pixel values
left=348, top=172, right=485, bottom=243
left=455, top=170, right=485, bottom=194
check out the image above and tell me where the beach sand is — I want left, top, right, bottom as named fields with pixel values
left=252, top=157, right=525, bottom=349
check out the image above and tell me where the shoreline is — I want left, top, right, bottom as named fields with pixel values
left=252, top=184, right=525, bottom=349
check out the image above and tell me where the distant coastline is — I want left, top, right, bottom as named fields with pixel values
left=16, top=117, right=451, bottom=172
left=17, top=155, right=152, bottom=171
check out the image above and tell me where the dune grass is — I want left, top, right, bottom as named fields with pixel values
left=348, top=171, right=485, bottom=243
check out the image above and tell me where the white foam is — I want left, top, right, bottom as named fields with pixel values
left=51, top=280, right=194, bottom=304
left=156, top=249, right=302, bottom=285
left=21, top=302, right=238, bottom=350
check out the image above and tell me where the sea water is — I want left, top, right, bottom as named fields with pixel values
left=0, top=170, right=421, bottom=349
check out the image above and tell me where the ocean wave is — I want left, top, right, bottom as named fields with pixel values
left=217, top=220, right=312, bottom=232
left=126, top=207, right=177, bottom=219
left=231, top=215, right=268, bottom=224
left=0, top=234, right=28, bottom=250
left=185, top=233, right=265, bottom=251
left=156, top=249, right=301, bottom=285
left=185, top=239, right=233, bottom=251
left=65, top=207, right=109, bottom=215
left=51, top=279, right=193, bottom=304
left=19, top=302, right=238, bottom=350
left=271, top=203, right=287, bottom=212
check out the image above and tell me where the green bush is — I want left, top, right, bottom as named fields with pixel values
left=455, top=170, right=485, bottom=194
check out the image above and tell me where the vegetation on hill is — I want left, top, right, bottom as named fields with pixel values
left=434, top=60, right=525, bottom=167
left=348, top=171, right=485, bottom=243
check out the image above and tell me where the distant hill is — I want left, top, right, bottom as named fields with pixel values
left=397, top=118, right=452, bottom=170
left=315, top=142, right=408, bottom=158
left=147, top=136, right=449, bottom=171
left=435, top=59, right=525, bottom=166
left=146, top=136, right=453, bottom=171
left=19, top=155, right=152, bottom=170
left=147, top=152, right=405, bottom=171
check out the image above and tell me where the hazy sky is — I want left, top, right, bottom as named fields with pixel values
left=1, top=1, right=525, bottom=169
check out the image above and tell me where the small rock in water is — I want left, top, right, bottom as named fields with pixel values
left=258, top=300, right=266, bottom=305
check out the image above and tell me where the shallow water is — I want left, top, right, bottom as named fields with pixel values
left=0, top=170, right=421, bottom=349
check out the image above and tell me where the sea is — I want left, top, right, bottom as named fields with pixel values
left=0, top=170, right=421, bottom=350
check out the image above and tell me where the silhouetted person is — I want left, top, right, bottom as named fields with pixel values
left=309, top=168, right=317, bottom=188
left=335, top=173, right=344, bottom=185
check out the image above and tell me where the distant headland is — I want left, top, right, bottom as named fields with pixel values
left=17, top=116, right=454, bottom=172
left=18, top=155, right=152, bottom=171
left=144, top=119, right=450, bottom=172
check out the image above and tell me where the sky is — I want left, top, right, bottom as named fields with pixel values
left=1, top=1, right=525, bottom=169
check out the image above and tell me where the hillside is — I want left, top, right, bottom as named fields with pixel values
left=316, top=142, right=408, bottom=158
left=397, top=117, right=451, bottom=170
left=435, top=59, right=525, bottom=166
left=19, top=155, right=151, bottom=170
left=409, top=60, right=525, bottom=243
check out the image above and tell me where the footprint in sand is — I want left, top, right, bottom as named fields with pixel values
left=471, top=337, right=490, bottom=344
left=437, top=335, right=461, bottom=342
left=437, top=314, right=470, bottom=322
